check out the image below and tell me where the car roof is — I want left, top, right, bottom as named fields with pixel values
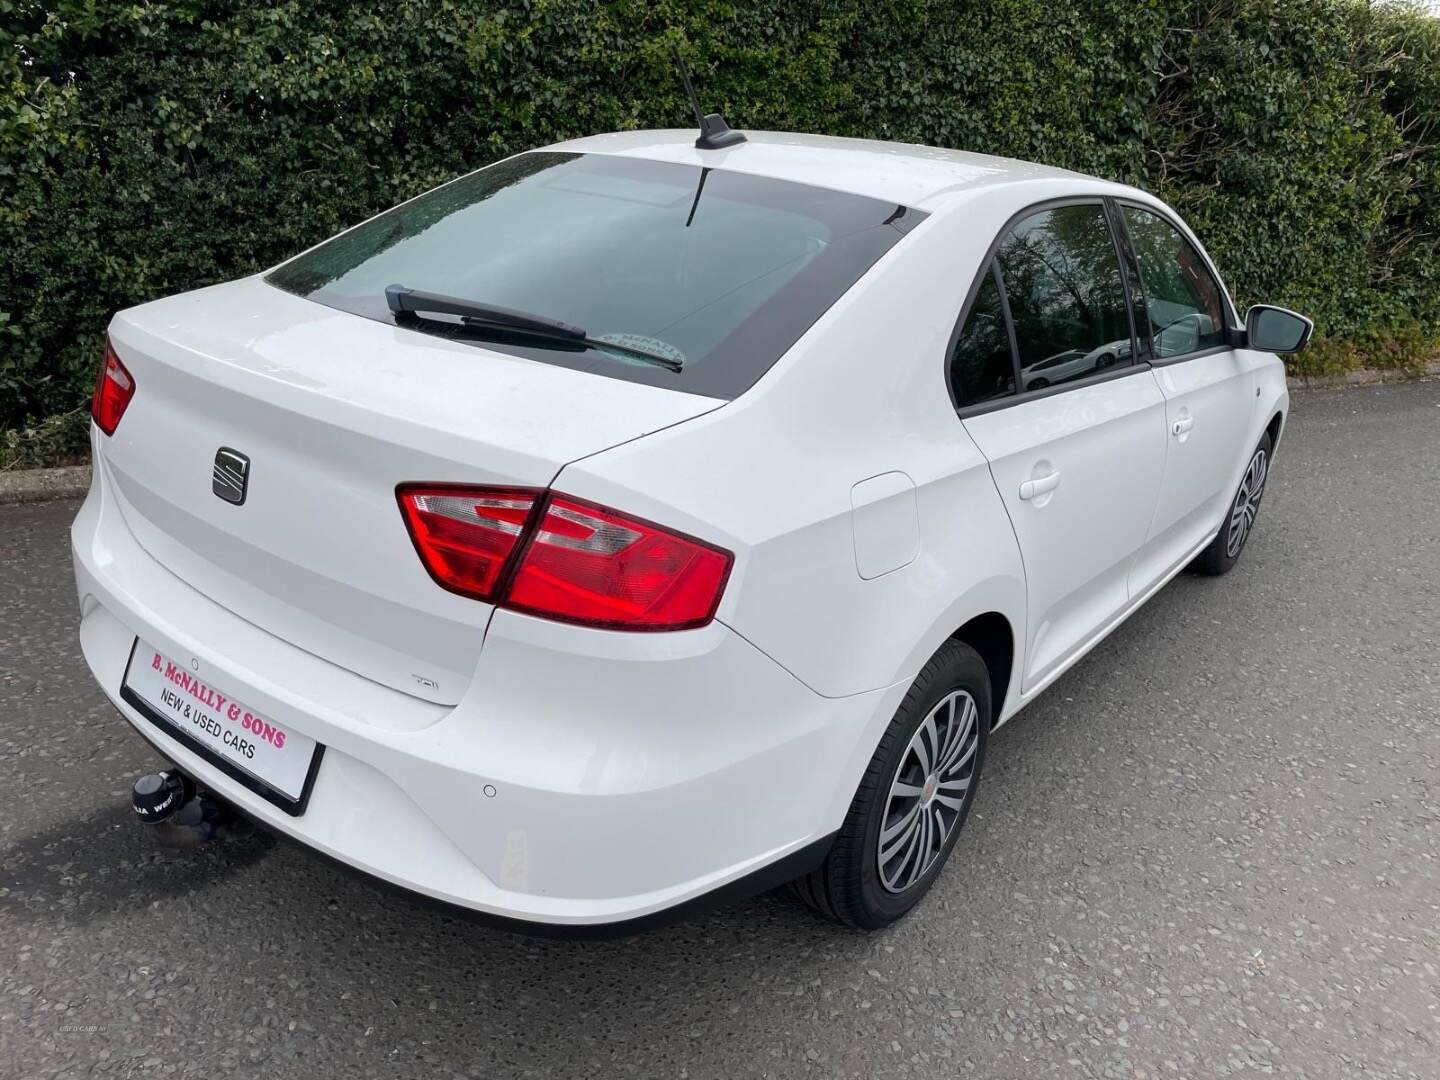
left=546, top=129, right=1136, bottom=212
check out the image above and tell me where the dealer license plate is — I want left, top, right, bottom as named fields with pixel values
left=120, top=639, right=322, bottom=814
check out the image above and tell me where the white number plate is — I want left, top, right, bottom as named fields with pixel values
left=121, top=639, right=320, bottom=810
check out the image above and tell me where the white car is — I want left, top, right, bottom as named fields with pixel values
left=73, top=129, right=1312, bottom=933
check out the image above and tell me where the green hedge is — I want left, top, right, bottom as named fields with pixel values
left=3, top=0, right=1438, bottom=440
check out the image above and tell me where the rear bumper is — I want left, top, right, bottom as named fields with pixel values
left=72, top=450, right=901, bottom=928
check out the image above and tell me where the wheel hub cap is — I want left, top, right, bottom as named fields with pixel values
left=877, top=689, right=980, bottom=894
left=1227, top=448, right=1268, bottom=558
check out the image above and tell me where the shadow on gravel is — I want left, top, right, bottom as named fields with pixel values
left=217, top=858, right=885, bottom=1061
left=0, top=801, right=276, bottom=927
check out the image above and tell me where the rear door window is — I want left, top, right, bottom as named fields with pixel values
left=949, top=267, right=1016, bottom=407
left=1122, top=206, right=1229, bottom=359
left=996, top=204, right=1134, bottom=393
left=267, top=152, right=925, bottom=399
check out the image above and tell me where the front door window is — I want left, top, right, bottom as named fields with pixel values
left=1122, top=207, right=1228, bottom=358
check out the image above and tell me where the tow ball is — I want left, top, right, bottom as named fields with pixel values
left=131, top=769, right=237, bottom=847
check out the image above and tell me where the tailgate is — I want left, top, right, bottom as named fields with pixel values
left=99, top=276, right=722, bottom=704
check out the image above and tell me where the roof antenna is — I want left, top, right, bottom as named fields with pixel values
left=670, top=44, right=746, bottom=150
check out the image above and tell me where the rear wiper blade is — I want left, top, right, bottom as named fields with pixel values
left=384, top=284, right=684, bottom=373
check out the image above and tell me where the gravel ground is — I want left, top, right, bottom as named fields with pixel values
left=2, top=381, right=1437, bottom=1079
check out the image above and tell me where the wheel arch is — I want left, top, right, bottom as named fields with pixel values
left=1265, top=409, right=1284, bottom=451
left=949, top=611, right=1015, bottom=728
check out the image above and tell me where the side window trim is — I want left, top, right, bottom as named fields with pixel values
left=1111, top=198, right=1241, bottom=367
left=958, top=363, right=1153, bottom=418
left=947, top=194, right=1165, bottom=418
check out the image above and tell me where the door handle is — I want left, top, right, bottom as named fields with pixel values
left=1019, top=471, right=1061, bottom=501
left=1172, top=416, right=1195, bottom=436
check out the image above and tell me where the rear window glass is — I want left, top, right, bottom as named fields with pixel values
left=949, top=266, right=1016, bottom=407
left=267, top=152, right=925, bottom=399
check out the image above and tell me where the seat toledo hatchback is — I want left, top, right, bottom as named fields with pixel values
left=74, top=129, right=1312, bottom=932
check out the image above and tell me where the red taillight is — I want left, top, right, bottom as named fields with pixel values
left=397, top=487, right=732, bottom=630
left=91, top=339, right=136, bottom=436
left=506, top=495, right=733, bottom=630
left=397, top=485, right=539, bottom=601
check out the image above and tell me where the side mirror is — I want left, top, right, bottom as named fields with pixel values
left=1245, top=305, right=1313, bottom=354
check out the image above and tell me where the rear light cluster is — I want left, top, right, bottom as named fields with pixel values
left=92, top=338, right=136, bottom=436
left=397, top=485, right=732, bottom=631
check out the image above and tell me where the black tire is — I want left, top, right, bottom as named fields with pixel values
left=789, top=640, right=990, bottom=929
left=1192, top=431, right=1273, bottom=576
left=1029, top=377, right=1050, bottom=390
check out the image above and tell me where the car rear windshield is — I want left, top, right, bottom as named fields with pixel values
left=266, top=152, right=925, bottom=399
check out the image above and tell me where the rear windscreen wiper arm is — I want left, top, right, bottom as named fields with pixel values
left=386, top=284, right=586, bottom=340
left=385, top=284, right=683, bottom=373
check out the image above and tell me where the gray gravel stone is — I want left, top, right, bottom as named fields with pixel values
left=1, top=381, right=1437, bottom=1078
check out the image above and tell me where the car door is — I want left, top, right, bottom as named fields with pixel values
left=1116, top=203, right=1258, bottom=593
left=954, top=201, right=1169, bottom=692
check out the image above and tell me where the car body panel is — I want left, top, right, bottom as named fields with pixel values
left=962, top=368, right=1169, bottom=691
left=1130, top=350, right=1259, bottom=593
left=73, top=468, right=903, bottom=921
left=547, top=129, right=1093, bottom=211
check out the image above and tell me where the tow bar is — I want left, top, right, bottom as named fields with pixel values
left=131, top=769, right=238, bottom=847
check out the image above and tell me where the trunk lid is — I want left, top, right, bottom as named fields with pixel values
left=101, top=277, right=722, bottom=705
